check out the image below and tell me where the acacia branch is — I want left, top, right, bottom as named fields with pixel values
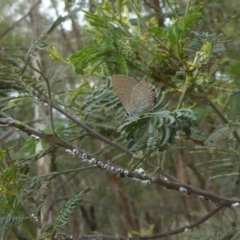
left=0, top=111, right=240, bottom=207
left=51, top=101, right=132, bottom=156
left=1, top=111, right=240, bottom=208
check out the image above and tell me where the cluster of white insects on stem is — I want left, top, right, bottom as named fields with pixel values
left=65, top=148, right=151, bottom=184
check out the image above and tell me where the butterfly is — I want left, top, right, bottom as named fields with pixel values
left=112, top=74, right=157, bottom=117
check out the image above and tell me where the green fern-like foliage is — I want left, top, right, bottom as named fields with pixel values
left=0, top=215, right=29, bottom=239
left=81, top=78, right=120, bottom=117
left=39, top=189, right=89, bottom=239
left=0, top=16, right=67, bottom=112
left=0, top=151, right=59, bottom=238
left=149, top=5, right=203, bottom=45
left=119, top=108, right=195, bottom=153
left=53, top=189, right=89, bottom=231
left=0, top=57, right=45, bottom=111
left=70, top=3, right=206, bottom=86
left=0, top=215, right=28, bottom=227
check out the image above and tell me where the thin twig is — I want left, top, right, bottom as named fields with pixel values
left=200, top=88, right=240, bottom=145
left=138, top=205, right=225, bottom=239
left=0, top=1, right=41, bottom=38
left=51, top=101, right=132, bottom=156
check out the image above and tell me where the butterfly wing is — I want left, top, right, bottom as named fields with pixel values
left=112, top=75, right=137, bottom=114
left=129, top=82, right=156, bottom=116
